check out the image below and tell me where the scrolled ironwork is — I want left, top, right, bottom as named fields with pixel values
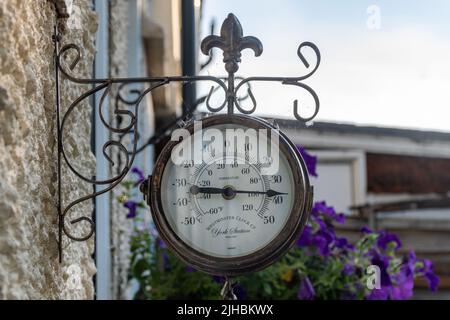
left=201, top=13, right=263, bottom=74
left=52, top=13, right=320, bottom=262
left=234, top=41, right=321, bottom=121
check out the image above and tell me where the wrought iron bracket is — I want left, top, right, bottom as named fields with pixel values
left=53, top=13, right=321, bottom=262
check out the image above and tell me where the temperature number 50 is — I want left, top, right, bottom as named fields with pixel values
left=264, top=216, right=275, bottom=224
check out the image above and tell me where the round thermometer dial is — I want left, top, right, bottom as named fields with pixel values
left=147, top=115, right=312, bottom=276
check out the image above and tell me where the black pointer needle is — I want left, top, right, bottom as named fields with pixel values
left=189, top=186, right=224, bottom=195
left=234, top=189, right=287, bottom=197
left=189, top=185, right=287, bottom=197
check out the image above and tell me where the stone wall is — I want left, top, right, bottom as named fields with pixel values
left=0, top=0, right=97, bottom=299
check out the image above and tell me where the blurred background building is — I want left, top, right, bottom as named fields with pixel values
left=278, top=118, right=450, bottom=298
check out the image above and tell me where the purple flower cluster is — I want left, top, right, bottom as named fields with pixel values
left=296, top=201, right=349, bottom=256
left=295, top=200, right=439, bottom=299
left=362, top=228, right=439, bottom=299
left=292, top=148, right=439, bottom=300
left=366, top=250, right=439, bottom=299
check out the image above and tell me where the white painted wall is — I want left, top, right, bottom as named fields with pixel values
left=94, top=0, right=112, bottom=300
left=313, top=163, right=353, bottom=214
left=309, top=150, right=366, bottom=214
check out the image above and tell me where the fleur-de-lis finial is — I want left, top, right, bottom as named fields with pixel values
left=201, top=13, right=263, bottom=74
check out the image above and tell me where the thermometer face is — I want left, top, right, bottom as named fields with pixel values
left=150, top=115, right=311, bottom=275
left=161, top=123, right=294, bottom=258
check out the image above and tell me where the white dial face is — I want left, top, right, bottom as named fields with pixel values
left=160, top=123, right=296, bottom=258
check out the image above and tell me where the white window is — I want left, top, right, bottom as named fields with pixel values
left=310, top=150, right=366, bottom=215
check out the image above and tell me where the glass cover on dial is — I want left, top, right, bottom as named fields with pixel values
left=160, top=123, right=295, bottom=258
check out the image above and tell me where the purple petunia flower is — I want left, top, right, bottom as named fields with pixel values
left=366, top=249, right=439, bottom=299
left=389, top=252, right=416, bottom=300
left=390, top=270, right=414, bottom=300
left=313, top=229, right=335, bottom=256
left=298, top=276, right=315, bottom=300
left=131, top=167, right=145, bottom=183
left=404, top=250, right=417, bottom=277
left=312, top=202, right=333, bottom=217
left=335, top=237, right=355, bottom=251
left=366, top=286, right=390, bottom=300
left=377, top=230, right=402, bottom=250
left=369, top=249, right=392, bottom=287
left=335, top=237, right=348, bottom=249
left=297, top=202, right=352, bottom=256
left=312, top=202, right=345, bottom=224
left=343, top=263, right=355, bottom=276
left=296, top=225, right=313, bottom=247
left=425, top=272, right=439, bottom=292
left=361, top=226, right=373, bottom=234
left=334, top=213, right=345, bottom=224
left=314, top=216, right=328, bottom=230
left=123, top=200, right=137, bottom=219
left=297, top=146, right=318, bottom=177
left=417, top=258, right=439, bottom=292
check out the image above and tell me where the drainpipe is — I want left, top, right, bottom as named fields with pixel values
left=181, top=0, right=197, bottom=115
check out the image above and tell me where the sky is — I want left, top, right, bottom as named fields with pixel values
left=197, top=0, right=450, bottom=132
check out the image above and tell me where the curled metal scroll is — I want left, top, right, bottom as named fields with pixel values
left=52, top=13, right=320, bottom=262
left=118, top=76, right=253, bottom=156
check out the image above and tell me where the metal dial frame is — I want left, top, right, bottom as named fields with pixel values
left=146, top=114, right=313, bottom=276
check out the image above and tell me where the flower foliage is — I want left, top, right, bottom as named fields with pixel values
left=292, top=201, right=438, bottom=300
left=124, top=146, right=439, bottom=299
left=117, top=167, right=147, bottom=220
